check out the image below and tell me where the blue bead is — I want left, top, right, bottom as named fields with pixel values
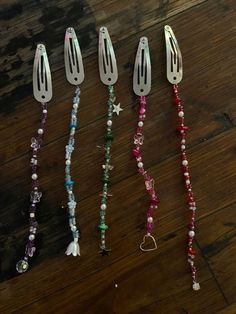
left=70, top=124, right=77, bottom=128
left=65, top=180, right=74, bottom=186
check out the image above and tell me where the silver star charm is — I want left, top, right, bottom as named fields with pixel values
left=113, top=103, right=123, bottom=116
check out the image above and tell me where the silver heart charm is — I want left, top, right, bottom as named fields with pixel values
left=140, top=234, right=157, bottom=252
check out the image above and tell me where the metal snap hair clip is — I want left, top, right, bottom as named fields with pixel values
left=164, top=25, right=200, bottom=291
left=97, top=26, right=122, bottom=256
left=132, top=37, right=159, bottom=252
left=64, top=27, right=85, bottom=257
left=16, top=44, right=52, bottom=274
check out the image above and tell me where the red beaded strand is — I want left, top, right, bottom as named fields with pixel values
left=172, top=84, right=200, bottom=291
left=132, top=96, right=159, bottom=251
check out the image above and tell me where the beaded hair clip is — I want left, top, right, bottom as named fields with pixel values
left=132, top=37, right=159, bottom=252
left=64, top=27, right=85, bottom=257
left=16, top=44, right=52, bottom=273
left=97, top=27, right=122, bottom=256
left=164, top=25, right=200, bottom=291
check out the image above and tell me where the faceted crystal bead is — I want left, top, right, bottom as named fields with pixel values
left=16, top=259, right=29, bottom=273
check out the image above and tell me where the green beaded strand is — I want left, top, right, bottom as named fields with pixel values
left=98, top=85, right=115, bottom=255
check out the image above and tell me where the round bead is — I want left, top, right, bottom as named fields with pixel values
left=189, top=230, right=195, bottom=237
left=138, top=121, right=144, bottom=127
left=147, top=217, right=153, bottom=223
left=184, top=172, right=189, bottom=176
left=37, top=128, right=44, bottom=135
left=43, top=109, right=47, bottom=114
left=178, top=111, right=184, bottom=117
left=30, top=213, right=35, bottom=218
left=101, top=204, right=107, bottom=210
left=186, top=179, right=191, bottom=185
left=107, top=120, right=112, bottom=126
left=181, top=145, right=186, bottom=150
left=71, top=225, right=77, bottom=232
left=66, top=159, right=71, bottom=165
left=138, top=162, right=143, bottom=168
left=29, top=234, right=35, bottom=240
left=182, top=160, right=188, bottom=166
left=16, top=260, right=29, bottom=273
left=73, top=103, right=78, bottom=109
left=192, top=282, right=200, bottom=291
left=31, top=173, right=38, bottom=180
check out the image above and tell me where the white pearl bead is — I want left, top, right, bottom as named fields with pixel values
left=107, top=120, right=112, bottom=126
left=192, top=282, right=200, bottom=291
left=101, top=204, right=107, bottom=210
left=30, top=213, right=35, bottom=218
left=181, top=139, right=186, bottom=144
left=189, top=230, right=195, bottom=237
left=38, top=129, right=44, bottom=135
left=181, top=145, right=186, bottom=150
left=147, top=217, right=153, bottom=223
left=31, top=174, right=38, bottom=180
left=29, top=234, right=35, bottom=240
left=138, top=121, right=144, bottom=127
left=73, top=104, right=78, bottom=109
left=178, top=111, right=184, bottom=117
left=184, top=172, right=189, bottom=176
left=43, top=109, right=47, bottom=114
left=138, top=162, right=143, bottom=168
left=186, top=180, right=190, bottom=185
left=66, top=159, right=71, bottom=165
left=182, top=160, right=188, bottom=166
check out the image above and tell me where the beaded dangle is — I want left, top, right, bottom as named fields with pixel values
left=132, top=37, right=159, bottom=251
left=64, top=27, right=85, bottom=256
left=164, top=25, right=200, bottom=291
left=97, top=27, right=122, bottom=255
left=16, top=44, right=52, bottom=273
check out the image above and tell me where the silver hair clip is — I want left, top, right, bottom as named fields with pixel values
left=98, top=26, right=118, bottom=86
left=164, top=25, right=183, bottom=84
left=132, top=37, right=159, bottom=252
left=33, top=44, right=52, bottom=102
left=164, top=25, right=200, bottom=291
left=97, top=27, right=122, bottom=256
left=16, top=44, right=52, bottom=273
left=64, top=27, right=84, bottom=257
left=133, top=37, right=151, bottom=96
left=64, top=27, right=84, bottom=85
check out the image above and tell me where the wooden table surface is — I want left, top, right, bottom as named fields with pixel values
left=1, top=0, right=236, bottom=313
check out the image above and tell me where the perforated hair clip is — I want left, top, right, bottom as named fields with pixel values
left=132, top=37, right=159, bottom=252
left=97, top=26, right=122, bottom=256
left=16, top=44, right=52, bottom=273
left=164, top=25, right=200, bottom=291
left=64, top=27, right=84, bottom=257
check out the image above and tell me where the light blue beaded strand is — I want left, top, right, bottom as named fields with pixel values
left=65, top=87, right=81, bottom=257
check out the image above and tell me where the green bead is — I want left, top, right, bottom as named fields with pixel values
left=103, top=177, right=110, bottom=184
left=98, top=223, right=109, bottom=230
left=105, top=132, right=113, bottom=142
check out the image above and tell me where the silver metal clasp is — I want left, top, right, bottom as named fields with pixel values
left=33, top=44, right=52, bottom=103
left=98, top=26, right=118, bottom=86
left=164, top=25, right=183, bottom=84
left=64, top=27, right=85, bottom=86
left=133, top=37, right=151, bottom=96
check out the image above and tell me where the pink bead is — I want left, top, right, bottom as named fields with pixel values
left=132, top=148, right=140, bottom=157
left=139, top=107, right=146, bottom=115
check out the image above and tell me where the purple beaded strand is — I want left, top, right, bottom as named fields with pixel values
left=16, top=103, right=48, bottom=273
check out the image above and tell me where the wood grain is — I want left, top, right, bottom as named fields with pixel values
left=0, top=0, right=236, bottom=313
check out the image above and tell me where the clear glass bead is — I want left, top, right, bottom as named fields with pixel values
left=16, top=260, right=29, bottom=273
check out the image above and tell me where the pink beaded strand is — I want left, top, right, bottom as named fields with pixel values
left=172, top=84, right=200, bottom=291
left=132, top=96, right=159, bottom=251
